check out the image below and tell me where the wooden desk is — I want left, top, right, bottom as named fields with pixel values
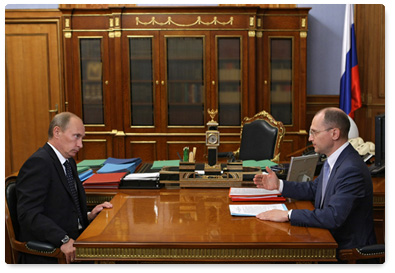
left=75, top=188, right=337, bottom=263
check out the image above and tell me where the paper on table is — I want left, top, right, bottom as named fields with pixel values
left=229, top=187, right=280, bottom=196
left=124, top=173, right=160, bottom=180
left=229, top=204, right=287, bottom=216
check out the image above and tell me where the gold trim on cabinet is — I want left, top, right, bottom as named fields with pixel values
left=248, top=30, right=255, bottom=37
left=82, top=139, right=107, bottom=142
left=300, top=31, right=307, bottom=38
left=84, top=130, right=116, bottom=135
left=125, top=132, right=240, bottom=137
left=65, top=18, right=70, bottom=28
left=135, top=16, right=234, bottom=27
left=115, top=130, right=126, bottom=136
left=130, top=141, right=157, bottom=144
left=76, top=247, right=336, bottom=261
left=301, top=18, right=306, bottom=28
left=249, top=16, right=255, bottom=27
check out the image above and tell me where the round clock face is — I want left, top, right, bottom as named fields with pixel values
left=207, top=133, right=218, bottom=144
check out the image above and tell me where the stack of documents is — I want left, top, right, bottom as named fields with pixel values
left=120, top=172, right=161, bottom=189
left=96, top=157, right=142, bottom=174
left=123, top=173, right=160, bottom=181
left=78, top=169, right=94, bottom=182
left=242, top=159, right=277, bottom=169
left=229, top=204, right=288, bottom=216
left=77, top=159, right=106, bottom=170
left=151, top=160, right=180, bottom=170
left=82, top=172, right=128, bottom=189
left=229, top=187, right=286, bottom=202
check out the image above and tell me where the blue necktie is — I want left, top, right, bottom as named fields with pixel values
left=64, top=160, right=84, bottom=226
left=320, top=160, right=330, bottom=207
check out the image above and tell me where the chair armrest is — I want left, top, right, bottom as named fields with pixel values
left=218, top=152, right=235, bottom=161
left=26, top=241, right=58, bottom=253
left=338, top=244, right=385, bottom=263
left=357, top=244, right=385, bottom=255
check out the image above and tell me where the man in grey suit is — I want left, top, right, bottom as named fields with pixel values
left=16, top=112, right=112, bottom=263
left=253, top=107, right=376, bottom=252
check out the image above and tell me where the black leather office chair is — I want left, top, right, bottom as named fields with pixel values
left=5, top=175, right=66, bottom=263
left=220, top=110, right=285, bottom=163
left=338, top=244, right=385, bottom=263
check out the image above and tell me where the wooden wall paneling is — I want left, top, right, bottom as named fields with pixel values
left=5, top=11, right=63, bottom=176
left=126, top=139, right=158, bottom=162
left=306, top=95, right=340, bottom=131
left=354, top=4, right=385, bottom=142
left=166, top=140, right=207, bottom=162
left=78, top=136, right=113, bottom=160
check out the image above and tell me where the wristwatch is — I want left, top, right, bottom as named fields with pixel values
left=61, top=235, right=70, bottom=244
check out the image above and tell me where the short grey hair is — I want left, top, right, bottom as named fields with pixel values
left=317, top=107, right=350, bottom=140
left=48, top=112, right=81, bottom=139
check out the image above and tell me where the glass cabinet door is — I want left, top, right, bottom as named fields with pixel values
left=217, top=37, right=241, bottom=126
left=166, top=37, right=205, bottom=126
left=270, top=38, right=293, bottom=125
left=129, top=37, right=154, bottom=126
left=79, top=38, right=104, bottom=124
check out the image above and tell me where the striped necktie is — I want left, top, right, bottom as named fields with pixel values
left=64, top=160, right=84, bottom=226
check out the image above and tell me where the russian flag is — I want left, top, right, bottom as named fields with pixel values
left=339, top=4, right=362, bottom=119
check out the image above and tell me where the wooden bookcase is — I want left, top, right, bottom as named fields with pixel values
left=60, top=6, right=310, bottom=162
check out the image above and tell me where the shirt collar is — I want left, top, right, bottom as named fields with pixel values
left=326, top=141, right=350, bottom=170
left=47, top=142, right=68, bottom=165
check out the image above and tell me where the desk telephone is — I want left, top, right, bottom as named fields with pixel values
left=349, top=137, right=375, bottom=162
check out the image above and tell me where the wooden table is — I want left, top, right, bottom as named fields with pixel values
left=75, top=188, right=337, bottom=263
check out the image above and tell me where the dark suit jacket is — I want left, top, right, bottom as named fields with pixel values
left=16, top=143, right=89, bottom=263
left=282, top=144, right=376, bottom=250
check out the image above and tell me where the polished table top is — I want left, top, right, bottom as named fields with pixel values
left=75, top=188, right=337, bottom=262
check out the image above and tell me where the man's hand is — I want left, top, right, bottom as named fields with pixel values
left=253, top=166, right=280, bottom=190
left=60, top=238, right=75, bottom=264
left=256, top=210, right=289, bottom=222
left=88, top=201, right=113, bottom=222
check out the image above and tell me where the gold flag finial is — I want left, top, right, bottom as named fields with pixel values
left=207, top=109, right=218, bottom=123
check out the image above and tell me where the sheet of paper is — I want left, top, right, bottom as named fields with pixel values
left=229, top=187, right=280, bottom=196
left=124, top=173, right=160, bottom=180
left=229, top=204, right=287, bottom=216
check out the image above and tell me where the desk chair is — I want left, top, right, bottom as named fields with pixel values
left=338, top=244, right=385, bottom=263
left=220, top=110, right=285, bottom=163
left=5, top=175, right=66, bottom=264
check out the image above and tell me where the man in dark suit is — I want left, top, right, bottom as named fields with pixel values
left=16, top=112, right=112, bottom=263
left=253, top=107, right=376, bottom=252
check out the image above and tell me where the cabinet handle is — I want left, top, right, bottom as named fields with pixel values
left=105, top=80, right=109, bottom=85
left=264, top=80, right=268, bottom=85
left=49, top=104, right=58, bottom=114
left=212, top=81, right=215, bottom=86
left=161, top=81, right=165, bottom=86
left=156, top=80, right=159, bottom=85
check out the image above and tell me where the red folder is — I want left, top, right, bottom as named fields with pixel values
left=83, top=172, right=127, bottom=189
left=229, top=188, right=286, bottom=202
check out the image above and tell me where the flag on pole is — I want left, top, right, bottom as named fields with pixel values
left=339, top=4, right=362, bottom=119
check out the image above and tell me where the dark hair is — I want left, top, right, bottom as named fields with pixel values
left=318, top=108, right=350, bottom=139
left=48, top=112, right=80, bottom=139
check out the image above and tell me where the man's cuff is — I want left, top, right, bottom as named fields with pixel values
left=288, top=209, right=293, bottom=221
left=279, top=179, right=284, bottom=192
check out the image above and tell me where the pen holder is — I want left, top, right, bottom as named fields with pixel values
left=179, top=161, right=196, bottom=172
